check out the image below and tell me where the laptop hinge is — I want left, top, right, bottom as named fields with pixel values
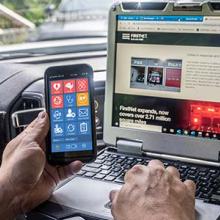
left=116, top=138, right=143, bottom=156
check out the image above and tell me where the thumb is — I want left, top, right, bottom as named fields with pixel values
left=21, top=111, right=49, bottom=145
left=109, top=190, right=119, bottom=202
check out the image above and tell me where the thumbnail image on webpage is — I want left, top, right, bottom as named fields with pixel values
left=130, top=58, right=182, bottom=93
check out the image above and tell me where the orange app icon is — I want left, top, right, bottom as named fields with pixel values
left=77, top=93, right=89, bottom=106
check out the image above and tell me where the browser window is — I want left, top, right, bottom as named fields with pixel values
left=112, top=15, right=220, bottom=140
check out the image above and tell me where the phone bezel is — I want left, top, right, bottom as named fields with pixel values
left=45, top=64, right=97, bottom=165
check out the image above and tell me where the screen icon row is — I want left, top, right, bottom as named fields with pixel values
left=52, top=107, right=89, bottom=122
left=51, top=79, right=88, bottom=95
left=52, top=142, right=92, bottom=153
left=51, top=93, right=89, bottom=109
left=52, top=121, right=91, bottom=137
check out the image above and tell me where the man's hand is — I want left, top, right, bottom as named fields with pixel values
left=110, top=160, right=196, bottom=220
left=0, top=112, right=82, bottom=220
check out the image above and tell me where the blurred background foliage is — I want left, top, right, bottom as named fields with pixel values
left=0, top=0, right=61, bottom=25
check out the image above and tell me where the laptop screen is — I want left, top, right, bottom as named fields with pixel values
left=112, top=15, right=220, bottom=141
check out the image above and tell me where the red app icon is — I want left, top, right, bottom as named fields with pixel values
left=51, top=81, right=63, bottom=94
left=64, top=80, right=76, bottom=93
left=51, top=95, right=63, bottom=108
left=76, top=78, right=88, bottom=92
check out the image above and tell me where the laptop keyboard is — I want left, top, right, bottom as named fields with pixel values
left=77, top=149, right=220, bottom=205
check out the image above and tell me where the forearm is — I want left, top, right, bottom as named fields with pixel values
left=0, top=172, right=17, bottom=220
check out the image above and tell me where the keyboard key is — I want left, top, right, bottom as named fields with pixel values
left=104, top=176, right=116, bottom=181
left=84, top=172, right=96, bottom=177
left=82, top=167, right=101, bottom=173
left=181, top=165, right=188, bottom=169
left=98, top=154, right=107, bottom=160
left=110, top=172, right=122, bottom=177
left=101, top=165, right=111, bottom=170
left=94, top=174, right=106, bottom=179
left=201, top=187, right=210, bottom=194
left=87, top=163, right=101, bottom=168
left=113, top=167, right=122, bottom=172
left=100, top=170, right=111, bottom=175
left=77, top=170, right=86, bottom=176
left=115, top=179, right=124, bottom=184
left=95, top=159, right=104, bottom=164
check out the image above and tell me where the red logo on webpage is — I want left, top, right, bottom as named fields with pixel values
left=51, top=81, right=63, bottom=94
left=51, top=95, right=63, bottom=108
left=76, top=78, right=88, bottom=92
left=64, top=80, right=76, bottom=93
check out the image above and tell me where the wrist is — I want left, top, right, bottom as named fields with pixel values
left=0, top=170, right=19, bottom=220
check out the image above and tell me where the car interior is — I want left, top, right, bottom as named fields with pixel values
left=0, top=0, right=220, bottom=220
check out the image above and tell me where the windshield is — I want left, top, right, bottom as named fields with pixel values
left=0, top=0, right=114, bottom=48
left=59, top=0, right=113, bottom=12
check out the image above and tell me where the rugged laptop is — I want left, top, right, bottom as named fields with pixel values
left=32, top=1, right=220, bottom=219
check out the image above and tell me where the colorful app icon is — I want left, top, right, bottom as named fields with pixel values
left=64, top=80, right=75, bottom=93
left=52, top=109, right=64, bottom=121
left=51, top=95, right=64, bottom=108
left=52, top=123, right=64, bottom=137
left=51, top=81, right=63, bottom=94
left=78, top=107, right=89, bottom=118
left=76, top=78, right=88, bottom=92
left=64, top=107, right=77, bottom=121
left=65, top=122, right=77, bottom=135
left=77, top=93, right=89, bottom=106
left=78, top=121, right=90, bottom=135
left=64, top=93, right=76, bottom=107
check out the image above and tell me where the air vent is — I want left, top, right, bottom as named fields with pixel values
left=11, top=95, right=43, bottom=137
left=16, top=97, right=42, bottom=111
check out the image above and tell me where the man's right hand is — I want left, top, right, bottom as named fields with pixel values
left=110, top=160, right=196, bottom=220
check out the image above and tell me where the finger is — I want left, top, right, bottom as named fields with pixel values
left=148, top=159, right=165, bottom=169
left=22, top=112, right=49, bottom=145
left=57, top=161, right=83, bottom=180
left=184, top=180, right=196, bottom=196
left=124, top=165, right=146, bottom=183
left=166, top=166, right=180, bottom=179
left=109, top=190, right=119, bottom=202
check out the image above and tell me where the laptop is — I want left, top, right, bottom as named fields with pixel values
left=33, top=1, right=220, bottom=219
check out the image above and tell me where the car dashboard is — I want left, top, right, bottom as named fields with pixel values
left=0, top=45, right=107, bottom=157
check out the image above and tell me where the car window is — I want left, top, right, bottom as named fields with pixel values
left=0, top=0, right=115, bottom=47
left=59, top=0, right=113, bottom=12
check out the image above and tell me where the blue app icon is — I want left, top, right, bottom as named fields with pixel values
left=51, top=109, right=64, bottom=122
left=65, top=143, right=79, bottom=152
left=64, top=93, right=76, bottom=107
left=52, top=143, right=65, bottom=153
left=65, top=122, right=77, bottom=136
left=52, top=123, right=64, bottom=137
left=64, top=107, right=77, bottom=121
left=78, top=121, right=90, bottom=135
left=80, top=142, right=92, bottom=150
left=78, top=107, right=90, bottom=119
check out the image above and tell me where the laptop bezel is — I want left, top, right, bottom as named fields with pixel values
left=104, top=0, right=220, bottom=162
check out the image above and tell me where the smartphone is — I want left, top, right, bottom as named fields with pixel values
left=45, top=64, right=97, bottom=165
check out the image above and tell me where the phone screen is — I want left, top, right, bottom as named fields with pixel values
left=45, top=65, right=96, bottom=164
